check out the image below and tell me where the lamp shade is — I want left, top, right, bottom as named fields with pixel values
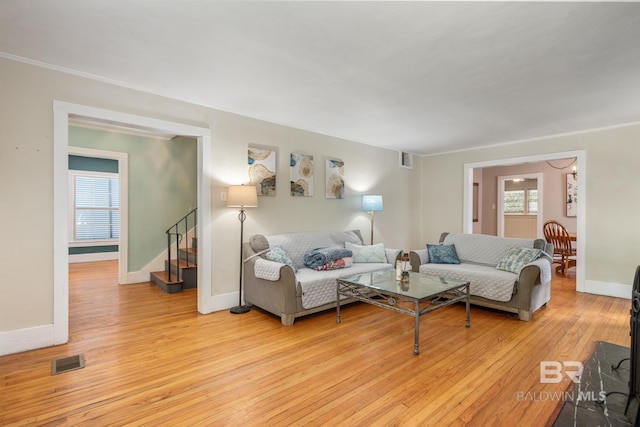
left=227, top=185, right=258, bottom=208
left=362, top=194, right=383, bottom=212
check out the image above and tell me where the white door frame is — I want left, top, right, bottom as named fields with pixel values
left=497, top=173, right=543, bottom=238
left=53, top=101, right=213, bottom=345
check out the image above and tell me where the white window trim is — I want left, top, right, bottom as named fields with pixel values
left=68, top=169, right=120, bottom=246
left=67, top=146, right=129, bottom=273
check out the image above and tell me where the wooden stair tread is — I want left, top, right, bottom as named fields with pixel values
left=168, top=259, right=197, bottom=269
left=179, top=247, right=197, bottom=255
left=150, top=271, right=183, bottom=285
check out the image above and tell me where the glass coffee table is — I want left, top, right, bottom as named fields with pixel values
left=336, top=269, right=470, bottom=355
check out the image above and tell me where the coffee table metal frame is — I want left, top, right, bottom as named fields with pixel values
left=336, top=270, right=470, bottom=355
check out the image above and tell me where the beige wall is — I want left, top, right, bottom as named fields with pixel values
left=0, top=58, right=422, bottom=340
left=420, top=128, right=640, bottom=288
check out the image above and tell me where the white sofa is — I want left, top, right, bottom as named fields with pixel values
left=243, top=230, right=402, bottom=325
left=410, top=233, right=553, bottom=321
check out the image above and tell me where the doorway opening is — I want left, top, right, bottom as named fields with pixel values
left=67, top=146, right=128, bottom=282
left=463, top=150, right=585, bottom=292
left=53, top=101, right=212, bottom=346
left=497, top=173, right=543, bottom=239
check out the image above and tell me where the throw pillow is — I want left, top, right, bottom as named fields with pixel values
left=266, top=246, right=297, bottom=272
left=495, top=246, right=542, bottom=274
left=345, top=242, right=387, bottom=263
left=250, top=234, right=270, bottom=253
left=427, top=244, right=460, bottom=264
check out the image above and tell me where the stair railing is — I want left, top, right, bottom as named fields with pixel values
left=165, top=207, right=198, bottom=283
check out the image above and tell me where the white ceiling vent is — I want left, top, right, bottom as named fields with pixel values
left=399, top=151, right=413, bottom=169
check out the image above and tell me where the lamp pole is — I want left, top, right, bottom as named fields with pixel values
left=230, top=207, right=250, bottom=314
left=227, top=184, right=257, bottom=315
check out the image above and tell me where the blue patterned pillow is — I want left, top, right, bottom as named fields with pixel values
left=496, top=246, right=541, bottom=274
left=427, top=244, right=460, bottom=264
left=345, top=242, right=387, bottom=263
left=266, top=246, right=297, bottom=272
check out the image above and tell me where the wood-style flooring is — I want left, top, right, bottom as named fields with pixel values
left=0, top=261, right=631, bottom=426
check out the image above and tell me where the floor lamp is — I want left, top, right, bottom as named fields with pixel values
left=227, top=184, right=258, bottom=314
left=362, top=194, right=383, bottom=245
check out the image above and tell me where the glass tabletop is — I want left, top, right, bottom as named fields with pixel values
left=338, top=269, right=469, bottom=300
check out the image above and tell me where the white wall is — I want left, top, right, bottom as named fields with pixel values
left=0, top=57, right=421, bottom=354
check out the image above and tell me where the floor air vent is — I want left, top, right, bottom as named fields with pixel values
left=51, top=354, right=85, bottom=375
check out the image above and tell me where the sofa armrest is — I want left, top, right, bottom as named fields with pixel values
left=516, top=257, right=551, bottom=298
left=254, top=258, right=286, bottom=281
left=243, top=242, right=299, bottom=325
left=526, top=257, right=552, bottom=285
left=409, top=249, right=428, bottom=272
left=385, top=248, right=403, bottom=264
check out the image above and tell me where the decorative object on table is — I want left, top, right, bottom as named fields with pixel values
left=395, top=259, right=403, bottom=281
left=290, top=153, right=314, bottom=196
left=325, top=159, right=345, bottom=199
left=248, top=145, right=276, bottom=196
left=362, top=194, right=383, bottom=245
left=400, top=253, right=411, bottom=283
left=227, top=184, right=258, bottom=314
left=566, top=170, right=577, bottom=217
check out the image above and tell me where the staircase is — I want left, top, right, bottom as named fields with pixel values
left=150, top=208, right=198, bottom=294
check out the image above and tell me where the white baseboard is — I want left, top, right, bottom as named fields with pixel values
left=69, top=252, right=118, bottom=263
left=583, top=280, right=631, bottom=300
left=0, top=324, right=57, bottom=356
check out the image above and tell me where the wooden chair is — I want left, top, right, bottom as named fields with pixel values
left=543, top=220, right=577, bottom=276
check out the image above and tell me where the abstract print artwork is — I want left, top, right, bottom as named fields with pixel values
left=248, top=146, right=276, bottom=196
left=566, top=173, right=577, bottom=217
left=325, top=159, right=344, bottom=199
left=290, top=153, right=314, bottom=197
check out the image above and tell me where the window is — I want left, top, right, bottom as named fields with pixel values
left=527, top=189, right=538, bottom=213
left=504, top=189, right=538, bottom=215
left=504, top=190, right=525, bottom=213
left=71, top=172, right=119, bottom=242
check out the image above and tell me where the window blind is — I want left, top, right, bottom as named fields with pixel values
left=74, top=175, right=119, bottom=240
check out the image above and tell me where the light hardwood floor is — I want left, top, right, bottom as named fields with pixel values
left=0, top=261, right=631, bottom=426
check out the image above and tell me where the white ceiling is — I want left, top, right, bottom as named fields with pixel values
left=2, top=1, right=640, bottom=155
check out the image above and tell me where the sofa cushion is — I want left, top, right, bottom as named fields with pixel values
left=296, top=263, right=393, bottom=309
left=265, top=246, right=297, bottom=272
left=496, top=246, right=542, bottom=274
left=419, top=263, right=517, bottom=302
left=427, top=244, right=460, bottom=264
left=346, top=242, right=387, bottom=263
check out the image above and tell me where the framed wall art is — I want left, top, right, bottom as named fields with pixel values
left=325, top=159, right=344, bottom=199
left=248, top=145, right=277, bottom=196
left=290, top=153, right=314, bottom=197
left=566, top=173, right=577, bottom=217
